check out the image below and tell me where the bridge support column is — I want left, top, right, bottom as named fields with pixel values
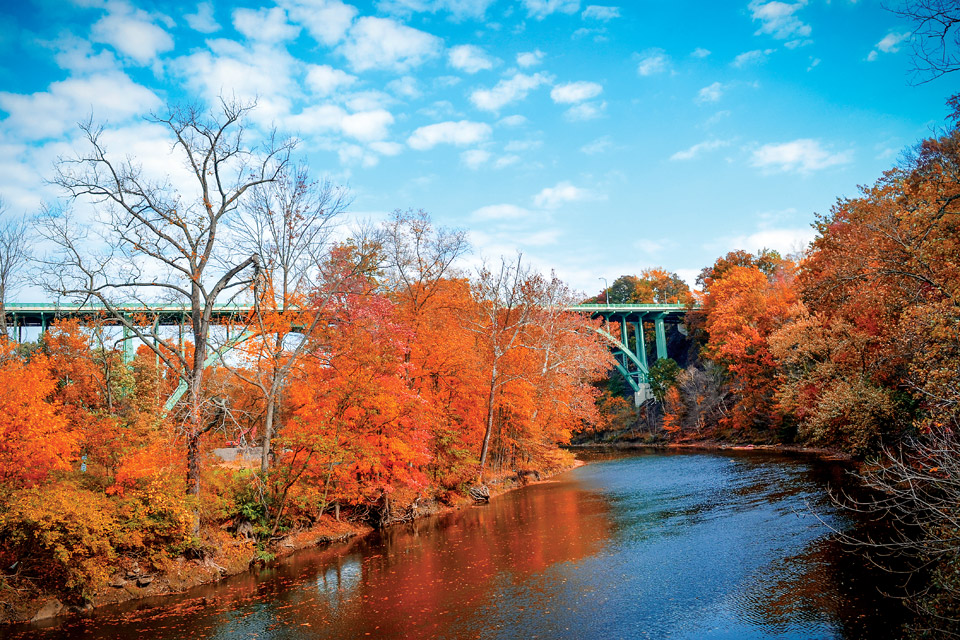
left=122, top=319, right=135, bottom=364
left=633, top=319, right=647, bottom=372
left=654, top=315, right=667, bottom=361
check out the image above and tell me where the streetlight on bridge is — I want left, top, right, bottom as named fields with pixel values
left=599, top=277, right=609, bottom=305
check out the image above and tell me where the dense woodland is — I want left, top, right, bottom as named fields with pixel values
left=0, top=103, right=617, bottom=619
left=0, top=84, right=958, bottom=632
left=596, top=95, right=960, bottom=636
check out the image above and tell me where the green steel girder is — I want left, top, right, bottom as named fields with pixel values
left=163, top=329, right=255, bottom=412
left=654, top=314, right=668, bottom=361
left=590, top=326, right=648, bottom=392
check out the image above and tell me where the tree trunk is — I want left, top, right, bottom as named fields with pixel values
left=478, top=369, right=497, bottom=481
left=187, top=433, right=201, bottom=496
left=261, top=395, right=276, bottom=473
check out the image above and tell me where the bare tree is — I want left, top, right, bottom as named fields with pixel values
left=40, top=100, right=292, bottom=496
left=888, top=0, right=960, bottom=83
left=231, top=164, right=349, bottom=472
left=469, top=254, right=536, bottom=481
left=0, top=200, right=31, bottom=337
left=379, top=208, right=470, bottom=321
left=836, top=429, right=960, bottom=636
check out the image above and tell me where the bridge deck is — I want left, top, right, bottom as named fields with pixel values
left=3, top=303, right=251, bottom=327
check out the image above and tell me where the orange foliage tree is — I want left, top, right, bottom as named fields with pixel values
left=701, top=264, right=798, bottom=433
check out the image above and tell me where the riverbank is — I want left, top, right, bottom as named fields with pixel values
left=1, top=460, right=579, bottom=626
left=568, top=439, right=854, bottom=462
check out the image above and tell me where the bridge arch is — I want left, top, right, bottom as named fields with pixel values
left=567, top=304, right=692, bottom=401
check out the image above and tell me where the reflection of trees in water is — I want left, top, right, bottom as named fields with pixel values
left=333, top=482, right=613, bottom=638
left=732, top=529, right=911, bottom=639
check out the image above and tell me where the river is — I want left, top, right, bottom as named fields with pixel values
left=2, top=450, right=910, bottom=639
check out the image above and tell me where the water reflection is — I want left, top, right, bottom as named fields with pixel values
left=1, top=450, right=909, bottom=640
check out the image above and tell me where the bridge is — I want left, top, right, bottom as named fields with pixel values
left=567, top=304, right=692, bottom=403
left=3, top=302, right=251, bottom=362
left=5, top=301, right=693, bottom=406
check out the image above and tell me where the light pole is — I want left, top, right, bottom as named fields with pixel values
left=599, top=277, right=609, bottom=305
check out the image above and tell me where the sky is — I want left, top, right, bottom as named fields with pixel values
left=0, top=0, right=955, bottom=298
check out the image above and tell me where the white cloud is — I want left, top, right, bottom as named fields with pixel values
left=582, top=5, right=620, bottom=20
left=184, top=2, right=220, bottom=33
left=470, top=72, right=551, bottom=111
left=0, top=72, right=161, bottom=140
left=750, top=138, right=853, bottom=173
left=581, top=136, right=612, bottom=154
left=50, top=36, right=118, bottom=73
left=174, top=39, right=298, bottom=124
left=726, top=227, right=816, bottom=256
left=516, top=50, right=545, bottom=67
left=305, top=64, right=357, bottom=95
left=637, top=49, right=669, bottom=76
left=286, top=104, right=394, bottom=142
left=876, top=31, right=910, bottom=53
left=280, top=0, right=356, bottom=46
left=732, top=48, right=774, bottom=67
left=471, top=203, right=534, bottom=220
left=670, top=139, right=730, bottom=161
left=369, top=140, right=404, bottom=156
left=339, top=17, right=442, bottom=72
left=461, top=148, right=491, bottom=168
left=696, top=81, right=725, bottom=103
left=868, top=31, right=910, bottom=61
left=691, top=47, right=711, bottom=58
left=748, top=0, right=811, bottom=40
left=90, top=5, right=174, bottom=65
left=533, top=181, right=588, bottom=209
left=564, top=101, right=605, bottom=120
left=407, top=120, right=492, bottom=149
left=550, top=81, right=603, bottom=103
left=499, top=114, right=527, bottom=126
left=341, top=109, right=395, bottom=141
left=344, top=91, right=393, bottom=111
left=232, top=7, right=299, bottom=43
left=495, top=154, right=520, bottom=168
left=449, top=44, right=494, bottom=73
left=387, top=76, right=420, bottom=98
left=523, top=0, right=580, bottom=20
left=338, top=143, right=380, bottom=168
left=376, top=0, right=497, bottom=21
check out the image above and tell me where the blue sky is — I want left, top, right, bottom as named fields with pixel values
left=0, top=0, right=954, bottom=296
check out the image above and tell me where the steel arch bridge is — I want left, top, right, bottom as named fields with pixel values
left=6, top=301, right=694, bottom=407
left=566, top=304, right=692, bottom=399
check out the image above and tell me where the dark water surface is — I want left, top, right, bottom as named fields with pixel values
left=3, top=450, right=909, bottom=639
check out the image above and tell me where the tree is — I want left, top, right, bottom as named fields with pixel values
left=696, top=249, right=784, bottom=293
left=232, top=164, right=349, bottom=472
left=41, top=100, right=292, bottom=497
left=701, top=264, right=798, bottom=432
left=469, top=255, right=537, bottom=480
left=0, top=346, right=77, bottom=491
left=0, top=200, right=31, bottom=337
left=595, top=269, right=691, bottom=305
left=888, top=0, right=960, bottom=83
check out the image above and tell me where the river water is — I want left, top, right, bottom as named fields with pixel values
left=3, top=450, right=909, bottom=639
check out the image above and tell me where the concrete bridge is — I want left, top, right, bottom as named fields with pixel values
left=567, top=304, right=692, bottom=403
